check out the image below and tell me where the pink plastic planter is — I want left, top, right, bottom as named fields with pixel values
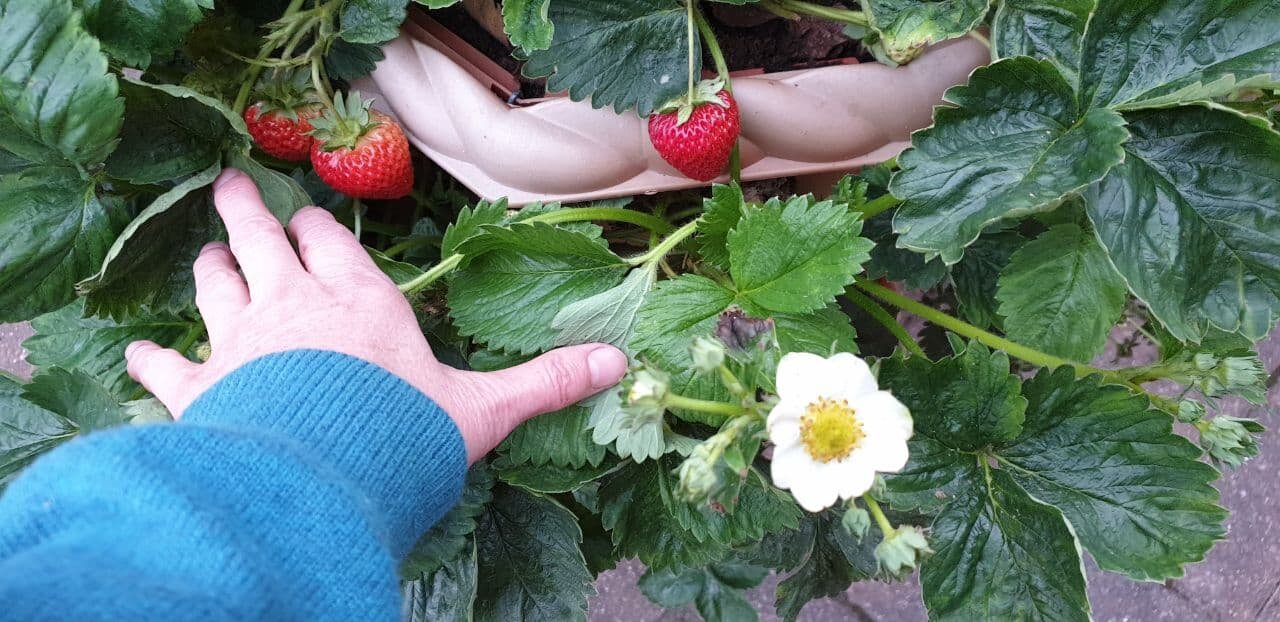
left=357, top=11, right=989, bottom=205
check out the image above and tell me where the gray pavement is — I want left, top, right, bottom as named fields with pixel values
left=1, top=323, right=1275, bottom=621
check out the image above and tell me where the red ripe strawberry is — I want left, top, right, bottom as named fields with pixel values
left=243, top=102, right=321, bottom=162
left=309, top=92, right=414, bottom=200
left=648, top=79, right=740, bottom=182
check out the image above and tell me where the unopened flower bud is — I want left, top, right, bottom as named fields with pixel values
left=1176, top=400, right=1206, bottom=424
left=690, top=336, right=726, bottom=374
left=841, top=505, right=871, bottom=542
left=676, top=443, right=722, bottom=503
left=195, top=342, right=213, bottom=362
left=626, top=366, right=670, bottom=405
left=875, top=525, right=932, bottom=578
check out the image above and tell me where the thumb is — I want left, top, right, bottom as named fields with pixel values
left=482, top=344, right=629, bottom=421
left=125, top=340, right=202, bottom=418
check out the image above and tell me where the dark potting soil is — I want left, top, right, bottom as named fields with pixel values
left=430, top=2, right=874, bottom=101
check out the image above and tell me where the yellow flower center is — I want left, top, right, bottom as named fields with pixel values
left=799, top=398, right=863, bottom=462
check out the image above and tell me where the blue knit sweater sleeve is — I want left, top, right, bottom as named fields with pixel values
left=0, top=350, right=467, bottom=622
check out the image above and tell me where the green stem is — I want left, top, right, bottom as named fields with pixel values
left=628, top=220, right=699, bottom=266
left=666, top=393, right=747, bottom=418
left=855, top=280, right=1121, bottom=380
left=844, top=287, right=927, bottom=359
left=526, top=207, right=674, bottom=233
left=310, top=53, right=335, bottom=110
left=383, top=236, right=436, bottom=258
left=862, top=494, right=895, bottom=536
left=399, top=253, right=463, bottom=294
left=352, top=199, right=364, bottom=241
left=685, top=0, right=696, bottom=98
left=717, top=364, right=748, bottom=398
left=764, top=0, right=869, bottom=26
left=859, top=193, right=901, bottom=220
left=233, top=0, right=307, bottom=114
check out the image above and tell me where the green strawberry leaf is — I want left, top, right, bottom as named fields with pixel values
left=0, top=167, right=128, bottom=322
left=948, top=229, right=1025, bottom=330
left=891, top=57, right=1128, bottom=264
left=0, top=373, right=77, bottom=489
left=75, top=0, right=213, bottom=68
left=78, top=163, right=224, bottom=319
left=339, top=0, right=407, bottom=45
left=696, top=182, right=747, bottom=270
left=401, top=540, right=478, bottom=622
left=600, top=458, right=799, bottom=570
left=774, top=514, right=877, bottom=622
left=499, top=407, right=607, bottom=469
left=0, top=0, right=123, bottom=168
left=105, top=80, right=247, bottom=185
left=492, top=455, right=620, bottom=494
left=996, top=223, right=1128, bottom=361
left=862, top=212, right=947, bottom=290
left=522, top=0, right=696, bottom=116
left=449, top=222, right=629, bottom=354
left=552, top=266, right=656, bottom=349
left=1001, top=368, right=1228, bottom=581
left=402, top=463, right=495, bottom=577
left=639, top=562, right=768, bottom=622
left=503, top=0, right=554, bottom=52
left=1084, top=105, right=1280, bottom=342
left=922, top=470, right=1089, bottom=621
left=881, top=342, right=1028, bottom=452
left=990, top=0, right=1094, bottom=85
left=324, top=39, right=386, bottom=82
left=728, top=195, right=872, bottom=314
left=1079, top=0, right=1280, bottom=110
left=21, top=367, right=128, bottom=433
left=861, top=0, right=990, bottom=65
left=474, top=485, right=595, bottom=622
left=441, top=199, right=509, bottom=258
left=25, top=298, right=195, bottom=400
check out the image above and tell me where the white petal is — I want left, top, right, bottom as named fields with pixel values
left=769, top=444, right=813, bottom=490
left=766, top=398, right=806, bottom=429
left=822, top=352, right=878, bottom=400
left=769, top=418, right=801, bottom=448
left=855, top=391, right=913, bottom=440
left=788, top=474, right=841, bottom=512
left=833, top=461, right=878, bottom=499
left=860, top=437, right=910, bottom=473
left=775, top=352, right=830, bottom=401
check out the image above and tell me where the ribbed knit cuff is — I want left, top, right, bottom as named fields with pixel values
left=182, top=349, right=466, bottom=558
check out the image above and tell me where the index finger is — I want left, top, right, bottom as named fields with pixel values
left=212, top=168, right=304, bottom=295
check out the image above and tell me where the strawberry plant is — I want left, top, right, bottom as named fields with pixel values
left=1, top=0, right=1279, bottom=620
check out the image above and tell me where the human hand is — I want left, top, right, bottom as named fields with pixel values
left=125, top=168, right=628, bottom=463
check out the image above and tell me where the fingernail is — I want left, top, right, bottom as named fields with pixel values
left=213, top=168, right=242, bottom=191
left=587, top=346, right=628, bottom=389
left=125, top=342, right=144, bottom=358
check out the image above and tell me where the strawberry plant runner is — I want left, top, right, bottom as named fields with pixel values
left=1, top=0, right=1279, bottom=621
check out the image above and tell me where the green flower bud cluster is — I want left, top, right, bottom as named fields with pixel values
left=841, top=503, right=871, bottom=542
left=1160, top=352, right=1268, bottom=404
left=1197, top=416, right=1265, bottom=468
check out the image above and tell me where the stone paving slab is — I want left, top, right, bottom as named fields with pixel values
left=0, top=323, right=1275, bottom=621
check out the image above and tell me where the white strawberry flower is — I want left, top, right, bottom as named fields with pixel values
left=767, top=352, right=912, bottom=512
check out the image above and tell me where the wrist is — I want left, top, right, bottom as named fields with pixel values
left=182, top=349, right=467, bottom=557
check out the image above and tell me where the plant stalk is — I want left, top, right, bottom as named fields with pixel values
left=667, top=393, right=747, bottom=417
left=862, top=494, right=895, bottom=535
left=233, top=0, right=307, bottom=114
left=762, top=0, right=870, bottom=26
left=844, top=287, right=927, bottom=359
left=855, top=280, right=1124, bottom=382
left=399, top=253, right=463, bottom=294
left=629, top=220, right=699, bottom=266
left=692, top=6, right=742, bottom=182
left=859, top=193, right=901, bottom=219
left=526, top=207, right=674, bottom=233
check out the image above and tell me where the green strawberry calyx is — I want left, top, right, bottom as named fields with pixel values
left=309, top=91, right=380, bottom=152
left=249, top=68, right=319, bottom=121
left=654, top=78, right=729, bottom=126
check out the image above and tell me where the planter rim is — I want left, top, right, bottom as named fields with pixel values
left=358, top=11, right=990, bottom=205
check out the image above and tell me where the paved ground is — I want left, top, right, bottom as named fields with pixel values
left=2, top=323, right=1276, bottom=621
